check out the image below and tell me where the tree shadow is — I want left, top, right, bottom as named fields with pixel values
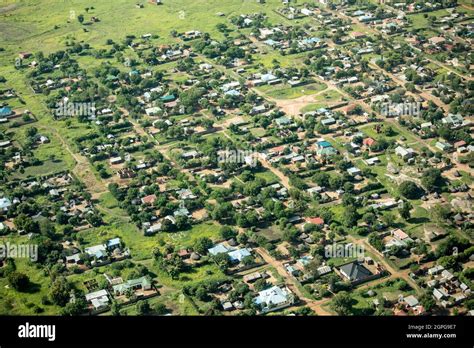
left=20, top=281, right=41, bottom=294
left=408, top=217, right=429, bottom=224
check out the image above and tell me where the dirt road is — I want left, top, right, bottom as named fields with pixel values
left=256, top=247, right=334, bottom=315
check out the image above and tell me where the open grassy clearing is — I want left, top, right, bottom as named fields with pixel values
left=257, top=82, right=327, bottom=100
left=0, top=0, right=298, bottom=65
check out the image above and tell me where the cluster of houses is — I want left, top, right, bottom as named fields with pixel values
left=1, top=173, right=101, bottom=235
left=426, top=265, right=471, bottom=309
left=2, top=0, right=471, bottom=318
left=84, top=274, right=157, bottom=312
left=74, top=238, right=131, bottom=268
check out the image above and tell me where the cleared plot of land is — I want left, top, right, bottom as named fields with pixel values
left=0, top=0, right=297, bottom=59
left=300, top=90, right=346, bottom=113
left=0, top=257, right=60, bottom=315
left=257, top=225, right=285, bottom=242
left=407, top=9, right=450, bottom=29
left=158, top=222, right=222, bottom=249
left=80, top=223, right=156, bottom=261
left=258, top=82, right=327, bottom=100
left=348, top=278, right=417, bottom=315
left=255, top=170, right=280, bottom=185
left=9, top=159, right=69, bottom=180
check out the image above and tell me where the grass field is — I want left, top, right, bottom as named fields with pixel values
left=407, top=9, right=450, bottom=29
left=348, top=278, right=416, bottom=314
left=0, top=0, right=296, bottom=64
left=300, top=90, right=346, bottom=112
left=158, top=222, right=222, bottom=251
left=80, top=223, right=156, bottom=261
left=258, top=82, right=327, bottom=100
left=0, top=0, right=472, bottom=318
left=255, top=170, right=280, bottom=185
left=117, top=291, right=199, bottom=315
left=0, top=258, right=60, bottom=315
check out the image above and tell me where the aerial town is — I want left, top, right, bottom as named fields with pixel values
left=0, top=0, right=472, bottom=318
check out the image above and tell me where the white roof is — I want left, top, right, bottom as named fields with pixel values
left=227, top=248, right=251, bottom=262
left=85, top=289, right=108, bottom=301
left=254, top=286, right=291, bottom=307
left=317, top=265, right=332, bottom=275
left=208, top=243, right=230, bottom=256
left=85, top=244, right=107, bottom=256
left=404, top=295, right=419, bottom=307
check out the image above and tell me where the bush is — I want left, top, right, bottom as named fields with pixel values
left=399, top=181, right=423, bottom=199
left=153, top=303, right=168, bottom=315
left=7, top=272, right=30, bottom=292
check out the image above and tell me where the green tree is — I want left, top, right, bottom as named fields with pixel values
left=399, top=181, right=423, bottom=199
left=136, top=300, right=151, bottom=315
left=213, top=253, right=230, bottom=271
left=153, top=303, right=168, bottom=315
left=193, top=237, right=213, bottom=255
left=342, top=206, right=359, bottom=228
left=399, top=201, right=412, bottom=220
left=430, top=204, right=451, bottom=223
left=331, top=291, right=353, bottom=315
left=7, top=272, right=30, bottom=291
left=220, top=226, right=237, bottom=240
left=50, top=277, right=71, bottom=306
left=421, top=168, right=444, bottom=192
left=420, top=293, right=436, bottom=312
left=61, top=298, right=87, bottom=316
left=111, top=301, right=121, bottom=316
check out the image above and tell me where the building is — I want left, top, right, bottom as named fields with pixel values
left=141, top=194, right=157, bottom=205
left=365, top=157, right=380, bottom=166
left=428, top=265, right=444, bottom=276
left=85, top=244, right=107, bottom=259
left=66, top=254, right=82, bottom=265
left=112, top=276, right=152, bottom=296
left=347, top=167, right=362, bottom=176
left=339, top=261, right=373, bottom=283
left=305, top=217, right=324, bottom=226
left=442, top=114, right=464, bottom=128
left=363, top=138, right=376, bottom=147
left=0, top=106, right=13, bottom=118
left=85, top=289, right=110, bottom=311
left=109, top=156, right=123, bottom=165
left=254, top=286, right=294, bottom=313
left=208, top=243, right=230, bottom=256
left=0, top=197, right=12, bottom=214
left=395, top=146, right=415, bottom=160
left=317, top=265, right=332, bottom=276
left=428, top=36, right=446, bottom=46
left=275, top=116, right=292, bottom=127
left=435, top=141, right=453, bottom=152
left=106, top=238, right=121, bottom=251
left=227, top=248, right=252, bottom=263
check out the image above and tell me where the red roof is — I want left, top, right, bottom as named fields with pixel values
left=351, top=31, right=366, bottom=38
left=392, top=228, right=409, bottom=240
left=270, top=145, right=286, bottom=153
left=363, top=138, right=376, bottom=147
left=306, top=217, right=324, bottom=225
left=341, top=104, right=357, bottom=114
left=141, top=194, right=157, bottom=204
left=178, top=249, right=191, bottom=257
